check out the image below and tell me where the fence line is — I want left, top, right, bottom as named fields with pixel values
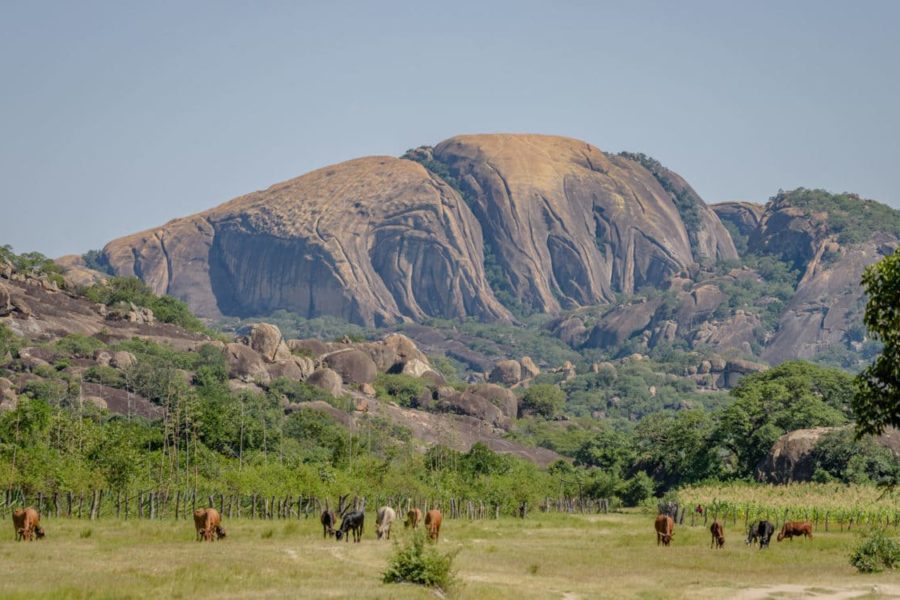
left=0, top=488, right=611, bottom=521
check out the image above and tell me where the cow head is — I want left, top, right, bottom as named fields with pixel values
left=661, top=533, right=672, bottom=545
left=215, top=525, right=227, bottom=540
left=335, top=530, right=344, bottom=541
left=776, top=530, right=785, bottom=542
left=34, top=526, right=45, bottom=539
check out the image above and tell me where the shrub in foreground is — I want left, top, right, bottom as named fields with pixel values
left=383, top=531, right=456, bottom=591
left=850, top=530, right=900, bottom=573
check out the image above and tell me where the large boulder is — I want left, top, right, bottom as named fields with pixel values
left=488, top=360, right=522, bottom=386
left=287, top=338, right=330, bottom=358
left=519, top=357, right=540, bottom=380
left=0, top=378, right=17, bottom=411
left=372, top=333, right=430, bottom=372
left=247, top=323, right=292, bottom=363
left=0, top=282, right=11, bottom=316
left=468, top=383, right=518, bottom=420
left=756, top=427, right=838, bottom=483
left=436, top=388, right=509, bottom=430
left=111, top=351, right=137, bottom=370
left=323, top=349, right=377, bottom=386
left=307, top=368, right=342, bottom=397
left=225, top=343, right=270, bottom=384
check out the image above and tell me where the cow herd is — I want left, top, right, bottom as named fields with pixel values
left=655, top=513, right=815, bottom=550
left=6, top=502, right=816, bottom=554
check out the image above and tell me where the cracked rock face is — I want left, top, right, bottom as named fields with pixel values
left=101, top=134, right=736, bottom=324
left=103, top=156, right=510, bottom=326
left=432, top=134, right=736, bottom=312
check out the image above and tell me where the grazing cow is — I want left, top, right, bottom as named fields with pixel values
left=655, top=514, right=675, bottom=546
left=336, top=510, right=364, bottom=543
left=376, top=506, right=396, bottom=540
left=425, top=509, right=442, bottom=542
left=404, top=507, right=422, bottom=529
left=193, top=508, right=225, bottom=542
left=746, top=520, right=775, bottom=549
left=321, top=509, right=337, bottom=538
left=777, top=521, right=813, bottom=542
left=12, top=508, right=44, bottom=542
left=710, top=520, right=725, bottom=549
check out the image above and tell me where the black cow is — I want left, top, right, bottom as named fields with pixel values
left=335, top=510, right=364, bottom=543
left=746, top=520, right=775, bottom=549
left=321, top=509, right=337, bottom=538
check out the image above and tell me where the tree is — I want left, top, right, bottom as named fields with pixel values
left=717, top=361, right=849, bottom=475
left=520, top=384, right=565, bottom=418
left=855, top=252, right=900, bottom=436
left=621, top=471, right=654, bottom=507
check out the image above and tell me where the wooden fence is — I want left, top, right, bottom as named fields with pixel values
left=0, top=488, right=610, bottom=521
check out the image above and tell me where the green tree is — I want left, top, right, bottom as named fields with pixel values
left=855, top=251, right=900, bottom=436
left=621, top=471, right=654, bottom=507
left=521, top=384, right=565, bottom=418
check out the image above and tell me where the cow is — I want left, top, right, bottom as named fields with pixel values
left=321, top=508, right=337, bottom=538
left=777, top=521, right=813, bottom=542
left=12, top=507, right=44, bottom=542
left=746, top=520, right=775, bottom=549
left=710, top=520, right=725, bottom=549
left=404, top=507, right=422, bottom=529
left=655, top=514, right=675, bottom=546
left=425, top=509, right=442, bottom=542
left=376, top=506, right=396, bottom=541
left=336, top=510, right=364, bottom=543
left=193, top=508, right=226, bottom=542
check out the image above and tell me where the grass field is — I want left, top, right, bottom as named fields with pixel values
left=0, top=511, right=897, bottom=599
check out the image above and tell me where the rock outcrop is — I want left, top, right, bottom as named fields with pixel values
left=101, top=134, right=737, bottom=324
left=757, top=426, right=900, bottom=483
left=102, top=156, right=510, bottom=326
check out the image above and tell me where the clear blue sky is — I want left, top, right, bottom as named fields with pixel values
left=2, top=0, right=899, bottom=257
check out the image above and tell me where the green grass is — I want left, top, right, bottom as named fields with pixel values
left=0, top=512, right=897, bottom=598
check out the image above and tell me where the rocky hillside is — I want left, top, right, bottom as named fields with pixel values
left=0, top=256, right=558, bottom=466
left=94, top=135, right=899, bottom=369
left=99, top=134, right=736, bottom=324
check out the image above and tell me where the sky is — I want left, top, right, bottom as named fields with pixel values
left=2, top=0, right=899, bottom=257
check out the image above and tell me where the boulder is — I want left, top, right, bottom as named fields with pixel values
left=488, top=360, right=522, bottom=385
left=400, top=358, right=433, bottom=378
left=225, top=343, right=270, bottom=384
left=267, top=359, right=307, bottom=381
left=468, top=383, right=517, bottom=420
left=247, top=323, right=292, bottom=363
left=0, top=282, right=11, bottom=316
left=323, top=349, right=377, bottom=385
left=307, top=368, right=343, bottom=397
left=0, top=377, right=16, bottom=411
left=287, top=338, right=330, bottom=358
left=360, top=383, right=376, bottom=397
left=111, top=351, right=136, bottom=370
left=377, top=333, right=429, bottom=372
left=756, top=427, right=839, bottom=483
left=519, top=356, right=540, bottom=379
left=436, top=389, right=509, bottom=430
left=18, top=348, right=49, bottom=371
left=94, top=350, right=112, bottom=367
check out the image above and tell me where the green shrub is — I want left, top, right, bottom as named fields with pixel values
left=374, top=374, right=427, bottom=408
left=83, top=365, right=125, bottom=388
left=850, top=530, right=900, bottom=573
left=621, top=471, right=655, bottom=507
left=55, top=334, right=104, bottom=359
left=383, top=530, right=456, bottom=591
left=520, top=384, right=565, bottom=418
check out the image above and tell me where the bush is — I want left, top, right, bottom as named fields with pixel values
left=520, top=384, right=565, bottom=418
left=56, top=334, right=104, bottom=359
left=83, top=365, right=125, bottom=388
left=374, top=374, right=427, bottom=408
left=383, top=530, right=456, bottom=591
left=850, top=530, right=900, bottom=573
left=621, top=471, right=655, bottom=507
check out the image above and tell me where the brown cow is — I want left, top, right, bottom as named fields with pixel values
left=12, top=507, right=44, bottom=542
left=777, top=521, right=813, bottom=542
left=425, top=509, right=442, bottom=542
left=710, top=520, right=725, bottom=549
left=404, top=508, right=422, bottom=529
left=193, top=508, right=226, bottom=542
left=655, top=514, right=674, bottom=546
